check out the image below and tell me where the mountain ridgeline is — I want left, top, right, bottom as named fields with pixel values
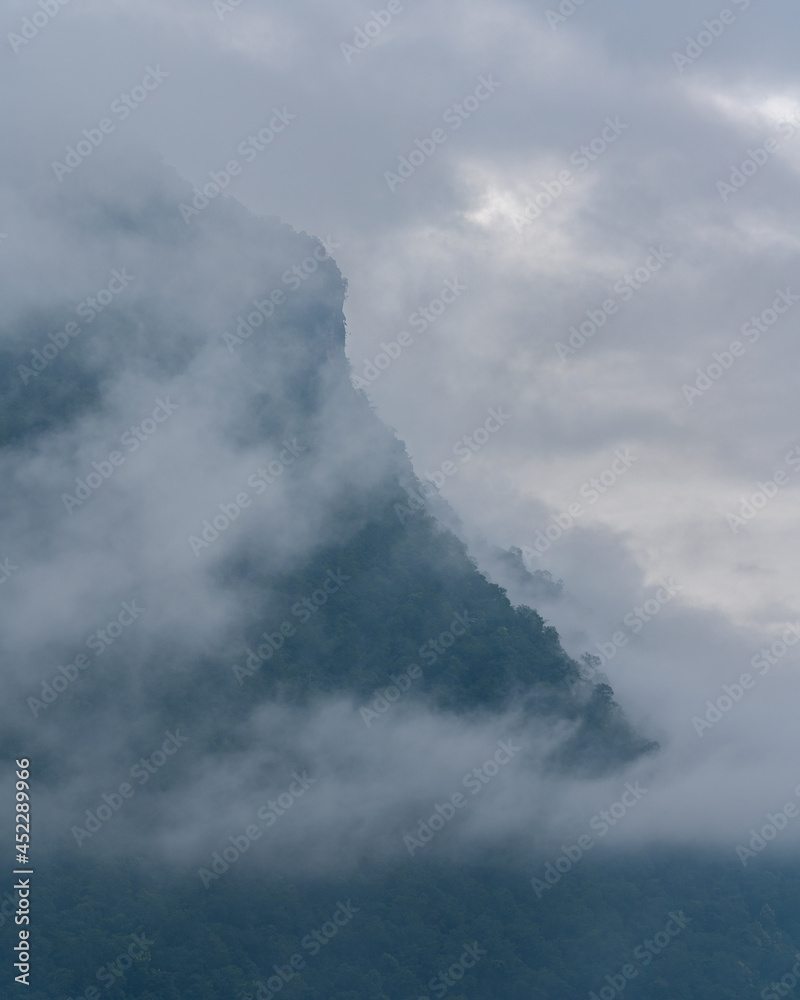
left=1, top=155, right=799, bottom=999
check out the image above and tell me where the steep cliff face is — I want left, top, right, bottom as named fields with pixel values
left=10, top=156, right=800, bottom=1000
left=0, top=154, right=656, bottom=882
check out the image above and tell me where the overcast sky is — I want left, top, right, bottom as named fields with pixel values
left=2, top=0, right=800, bottom=864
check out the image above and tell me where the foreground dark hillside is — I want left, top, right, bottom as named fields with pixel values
left=21, top=848, right=800, bottom=1000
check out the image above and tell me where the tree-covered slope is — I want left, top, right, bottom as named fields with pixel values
left=1, top=157, right=796, bottom=1000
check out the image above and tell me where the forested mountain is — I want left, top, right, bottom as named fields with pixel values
left=1, top=158, right=798, bottom=1000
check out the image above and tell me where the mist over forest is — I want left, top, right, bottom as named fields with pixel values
left=2, top=1, right=800, bottom=998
